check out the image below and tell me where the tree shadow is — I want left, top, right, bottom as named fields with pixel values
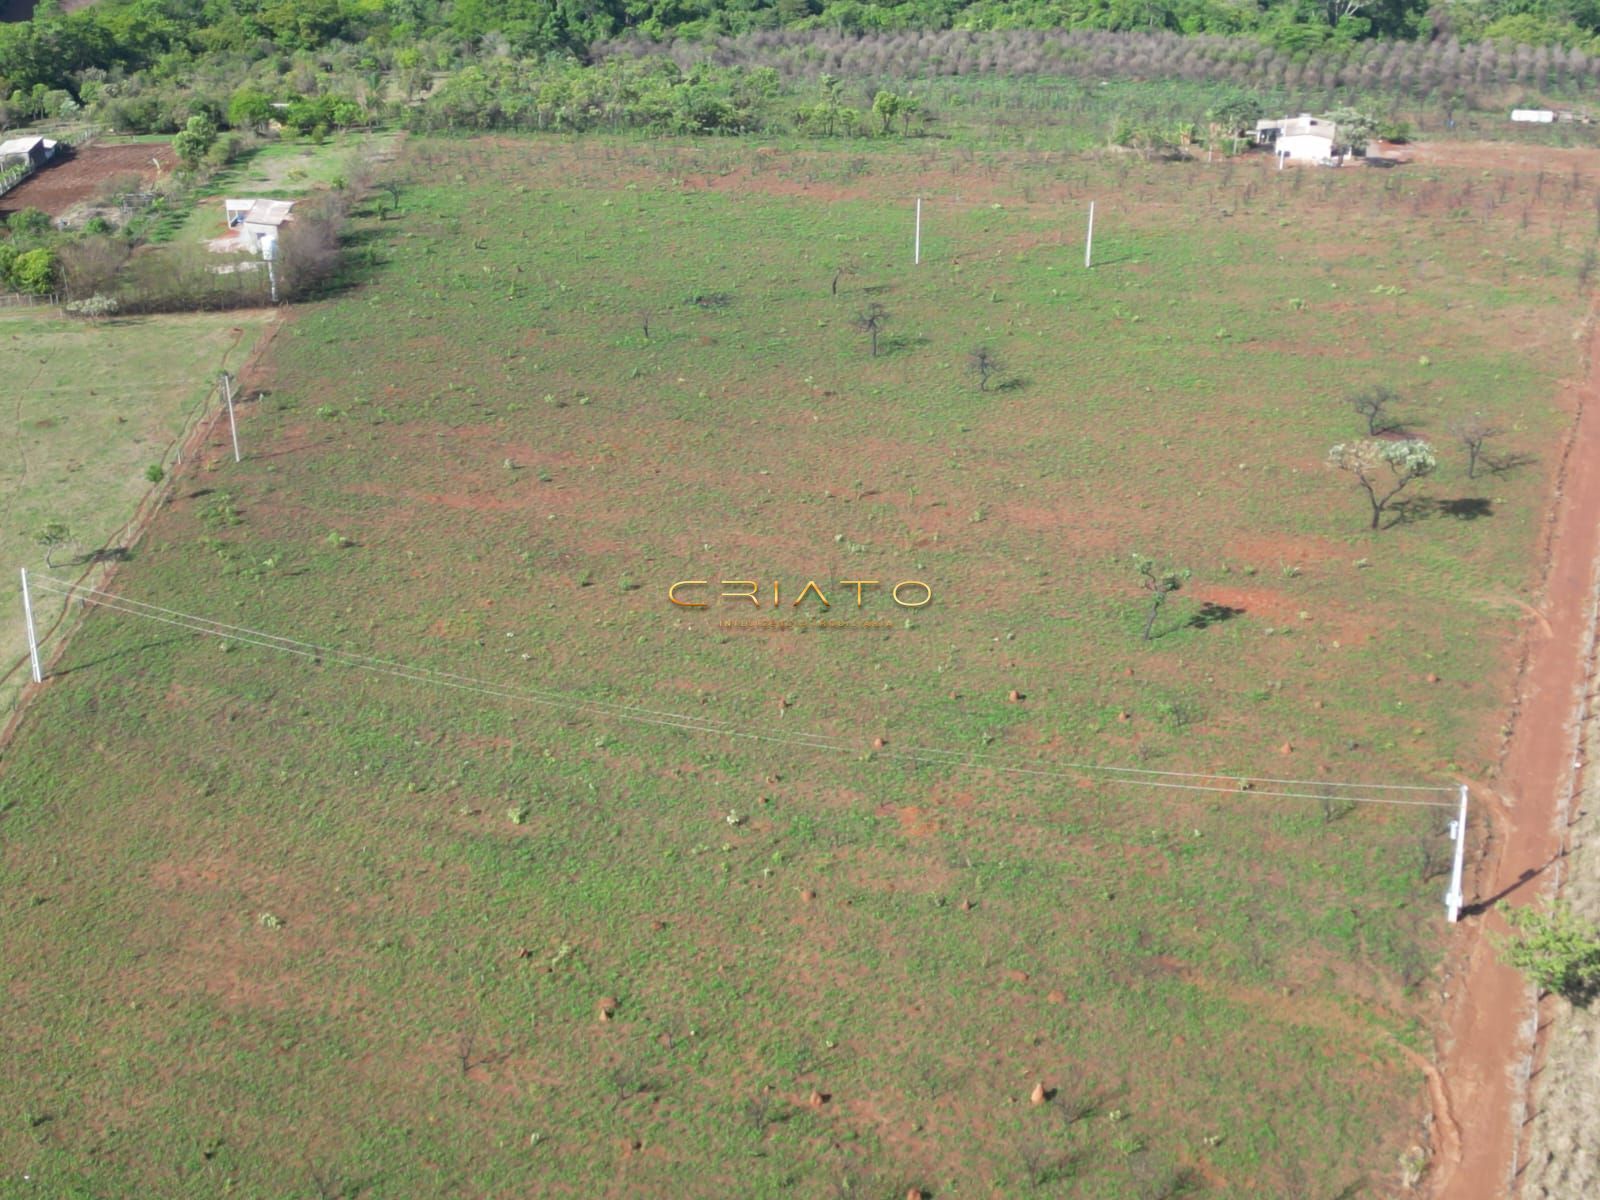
left=53, top=635, right=187, bottom=677
left=1461, top=855, right=1560, bottom=918
left=877, top=333, right=930, bottom=356
left=69, top=545, right=132, bottom=566
left=1387, top=496, right=1493, bottom=526
left=1187, top=602, right=1244, bottom=630
left=1485, top=451, right=1537, bottom=477
left=992, top=375, right=1029, bottom=392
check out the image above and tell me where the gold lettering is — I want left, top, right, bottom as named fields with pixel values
left=839, top=580, right=879, bottom=607
left=792, top=580, right=830, bottom=608
left=721, top=580, right=760, bottom=606
left=892, top=580, right=932, bottom=608
left=669, top=580, right=708, bottom=608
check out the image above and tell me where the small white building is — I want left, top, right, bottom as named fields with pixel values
left=1257, top=114, right=1346, bottom=164
left=1511, top=109, right=1556, bottom=124
left=0, top=135, right=58, bottom=168
left=223, top=198, right=294, bottom=253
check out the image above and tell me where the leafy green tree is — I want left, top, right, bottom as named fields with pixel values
left=10, top=247, right=56, bottom=294
left=228, top=88, right=273, bottom=132
left=1327, top=439, right=1436, bottom=530
left=1326, top=105, right=1378, bottom=152
left=1498, top=902, right=1600, bottom=1002
left=172, top=112, right=218, bottom=171
left=871, top=89, right=901, bottom=135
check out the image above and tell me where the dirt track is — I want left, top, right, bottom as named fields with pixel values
left=1429, top=313, right=1600, bottom=1199
left=0, top=143, right=174, bottom=220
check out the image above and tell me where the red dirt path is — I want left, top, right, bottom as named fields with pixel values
left=1431, top=318, right=1600, bottom=1199
left=0, top=143, right=175, bottom=220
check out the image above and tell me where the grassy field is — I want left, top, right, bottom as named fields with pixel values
left=0, top=307, right=273, bottom=719
left=0, top=134, right=1591, bottom=1197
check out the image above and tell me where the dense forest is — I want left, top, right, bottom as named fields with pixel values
left=4, top=0, right=1600, bottom=112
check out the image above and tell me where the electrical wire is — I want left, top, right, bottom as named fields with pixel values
left=29, top=577, right=1460, bottom=810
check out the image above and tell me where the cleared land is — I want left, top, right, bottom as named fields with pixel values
left=0, top=308, right=273, bottom=718
left=0, top=143, right=176, bottom=221
left=0, top=135, right=1592, bottom=1197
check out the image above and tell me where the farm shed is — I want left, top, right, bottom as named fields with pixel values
left=224, top=198, right=295, bottom=253
left=0, top=136, right=58, bottom=168
left=1256, top=114, right=1346, bottom=164
left=1511, top=109, right=1556, bottom=123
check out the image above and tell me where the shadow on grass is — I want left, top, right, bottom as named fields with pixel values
left=1187, top=602, right=1244, bottom=630
left=69, top=546, right=133, bottom=566
left=876, top=333, right=930, bottom=356
left=1485, top=451, right=1538, bottom=477
left=52, top=635, right=187, bottom=677
left=1388, top=496, right=1494, bottom=526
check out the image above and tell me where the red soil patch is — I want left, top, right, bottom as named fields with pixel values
left=1428, top=317, right=1600, bottom=1200
left=0, top=142, right=176, bottom=220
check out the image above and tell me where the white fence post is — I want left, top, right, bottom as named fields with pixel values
left=1445, top=784, right=1469, bottom=923
left=914, top=197, right=922, bottom=266
left=20, top=567, right=42, bottom=684
left=1085, top=201, right=1095, bottom=269
left=222, top=372, right=241, bottom=463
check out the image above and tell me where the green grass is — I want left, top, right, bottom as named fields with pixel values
left=0, top=307, right=271, bottom=718
left=0, top=133, right=1589, bottom=1196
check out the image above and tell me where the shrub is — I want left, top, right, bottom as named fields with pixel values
left=1499, top=902, right=1600, bottom=1002
left=9, top=248, right=57, bottom=295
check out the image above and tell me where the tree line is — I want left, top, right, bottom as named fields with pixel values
left=5, top=0, right=1600, bottom=113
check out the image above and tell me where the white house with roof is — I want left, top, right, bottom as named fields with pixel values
left=224, top=198, right=295, bottom=253
left=1253, top=114, right=1348, bottom=164
left=0, top=135, right=58, bottom=168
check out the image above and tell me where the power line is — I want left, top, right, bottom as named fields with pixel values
left=30, top=577, right=1458, bottom=810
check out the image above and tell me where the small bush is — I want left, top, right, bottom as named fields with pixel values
left=1498, top=902, right=1600, bottom=1002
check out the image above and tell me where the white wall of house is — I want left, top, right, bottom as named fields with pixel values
left=1277, top=134, right=1336, bottom=162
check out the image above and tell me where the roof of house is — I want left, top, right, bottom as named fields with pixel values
left=241, top=199, right=295, bottom=226
left=1278, top=114, right=1337, bottom=140
left=1256, top=114, right=1340, bottom=142
left=0, top=135, right=57, bottom=157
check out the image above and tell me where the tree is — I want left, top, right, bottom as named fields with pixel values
left=144, top=464, right=165, bottom=484
left=1449, top=414, right=1503, bottom=480
left=968, top=344, right=1002, bottom=392
left=9, top=247, right=55, bottom=295
left=1327, top=439, right=1437, bottom=530
left=1133, top=554, right=1190, bottom=641
left=227, top=88, right=273, bottom=133
left=1326, top=105, right=1378, bottom=153
left=33, top=521, right=73, bottom=568
left=1206, top=93, right=1262, bottom=154
left=851, top=302, right=888, bottom=357
left=1498, top=902, right=1600, bottom=1003
left=172, top=112, right=218, bottom=171
left=1347, top=384, right=1401, bottom=435
left=871, top=89, right=901, bottom=135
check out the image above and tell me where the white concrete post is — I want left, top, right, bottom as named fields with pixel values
left=20, top=567, right=42, bottom=684
left=222, top=372, right=240, bottom=463
left=1445, top=784, right=1469, bottom=923
left=914, top=197, right=922, bottom=266
left=1085, top=201, right=1095, bottom=269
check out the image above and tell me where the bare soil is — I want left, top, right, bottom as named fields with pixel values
left=0, top=142, right=175, bottom=220
left=1429, top=317, right=1600, bottom=1199
left=1519, top=708, right=1600, bottom=1199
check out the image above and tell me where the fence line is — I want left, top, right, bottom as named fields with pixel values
left=0, top=291, right=59, bottom=309
left=26, top=575, right=1459, bottom=811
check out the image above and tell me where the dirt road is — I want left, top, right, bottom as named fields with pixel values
left=1430, top=318, right=1600, bottom=1198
